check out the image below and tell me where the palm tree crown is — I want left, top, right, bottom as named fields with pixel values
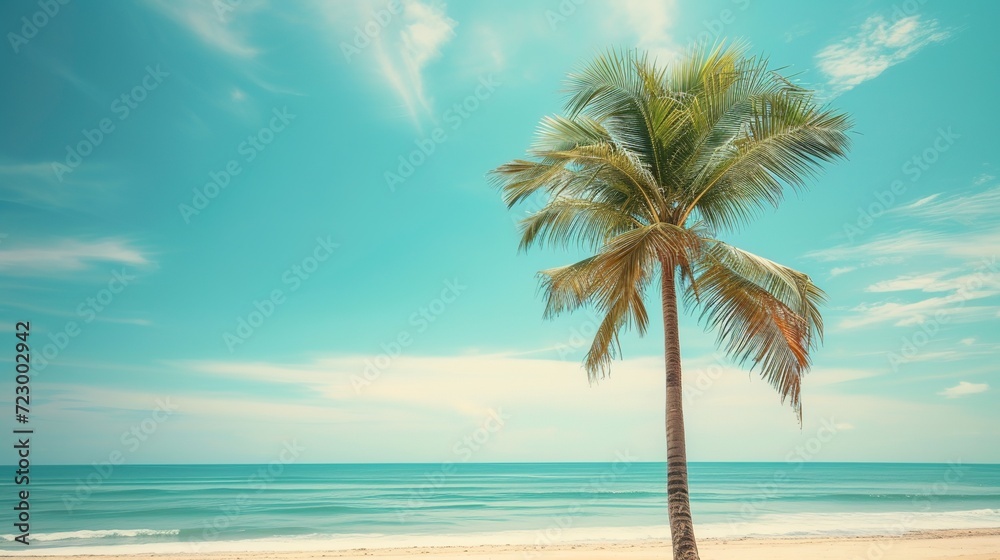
left=491, top=43, right=851, bottom=419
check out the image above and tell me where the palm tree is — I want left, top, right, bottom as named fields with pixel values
left=490, top=43, right=852, bottom=560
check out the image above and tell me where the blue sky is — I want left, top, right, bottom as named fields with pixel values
left=1, top=0, right=997, bottom=465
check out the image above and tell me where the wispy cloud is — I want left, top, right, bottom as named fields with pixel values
left=0, top=297, right=155, bottom=325
left=865, top=269, right=991, bottom=293
left=843, top=292, right=997, bottom=329
left=811, top=184, right=1000, bottom=265
left=0, top=238, right=150, bottom=274
left=32, top=52, right=105, bottom=105
left=809, top=228, right=1000, bottom=263
left=939, top=381, right=989, bottom=399
left=141, top=1, right=306, bottom=121
left=896, top=186, right=1000, bottom=224
left=144, top=0, right=263, bottom=58
left=841, top=266, right=1000, bottom=329
left=173, top=353, right=983, bottom=462
left=619, top=0, right=678, bottom=62
left=181, top=353, right=881, bottom=415
left=973, top=173, right=995, bottom=186
left=817, top=14, right=948, bottom=95
left=816, top=183, right=1000, bottom=331
left=0, top=160, right=116, bottom=210
left=379, top=1, right=457, bottom=122
left=45, top=352, right=988, bottom=462
left=321, top=0, right=456, bottom=126
left=784, top=22, right=813, bottom=43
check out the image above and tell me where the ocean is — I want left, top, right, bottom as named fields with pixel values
left=3, top=462, right=999, bottom=554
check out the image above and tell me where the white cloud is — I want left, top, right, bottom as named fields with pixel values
left=144, top=0, right=262, bottom=58
left=0, top=238, right=149, bottom=273
left=321, top=0, right=456, bottom=125
left=812, top=182, right=1000, bottom=312
left=897, top=186, right=1000, bottom=224
left=809, top=228, right=1000, bottom=263
left=939, top=381, right=989, bottom=399
left=820, top=232, right=1000, bottom=330
left=830, top=266, right=856, bottom=277
left=842, top=297, right=996, bottom=329
left=864, top=269, right=998, bottom=293
left=784, top=22, right=814, bottom=43
left=973, top=173, right=995, bottom=186
left=904, top=193, right=939, bottom=208
left=817, top=15, right=948, bottom=95
left=40, top=353, right=998, bottom=463
left=895, top=350, right=961, bottom=363
left=960, top=337, right=976, bottom=346
left=168, top=353, right=886, bottom=462
left=814, top=183, right=1000, bottom=332
left=619, top=0, right=678, bottom=62
left=843, top=278, right=999, bottom=329
left=836, top=264, right=1000, bottom=329
left=0, top=160, right=116, bottom=210
left=399, top=1, right=456, bottom=68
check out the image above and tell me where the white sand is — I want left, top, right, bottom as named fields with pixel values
left=5, top=528, right=999, bottom=559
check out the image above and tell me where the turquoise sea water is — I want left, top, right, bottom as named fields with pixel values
left=2, top=462, right=999, bottom=554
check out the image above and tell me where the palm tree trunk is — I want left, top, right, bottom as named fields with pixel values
left=661, top=263, right=700, bottom=560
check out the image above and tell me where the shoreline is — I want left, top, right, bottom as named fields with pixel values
left=5, top=527, right=999, bottom=559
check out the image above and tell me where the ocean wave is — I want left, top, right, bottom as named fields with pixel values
left=1, top=509, right=998, bottom=555
left=696, top=492, right=1000, bottom=502
left=702, top=508, right=1000, bottom=538
left=0, top=529, right=180, bottom=542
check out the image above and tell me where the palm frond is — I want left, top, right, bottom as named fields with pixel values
left=539, top=223, right=703, bottom=380
left=686, top=241, right=826, bottom=420
left=518, top=198, right=641, bottom=252
left=563, top=49, right=670, bottom=197
left=681, top=92, right=853, bottom=231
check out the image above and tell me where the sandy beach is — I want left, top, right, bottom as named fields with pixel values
left=7, top=528, right=999, bottom=560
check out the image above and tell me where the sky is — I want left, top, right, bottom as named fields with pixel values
left=0, top=0, right=997, bottom=465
